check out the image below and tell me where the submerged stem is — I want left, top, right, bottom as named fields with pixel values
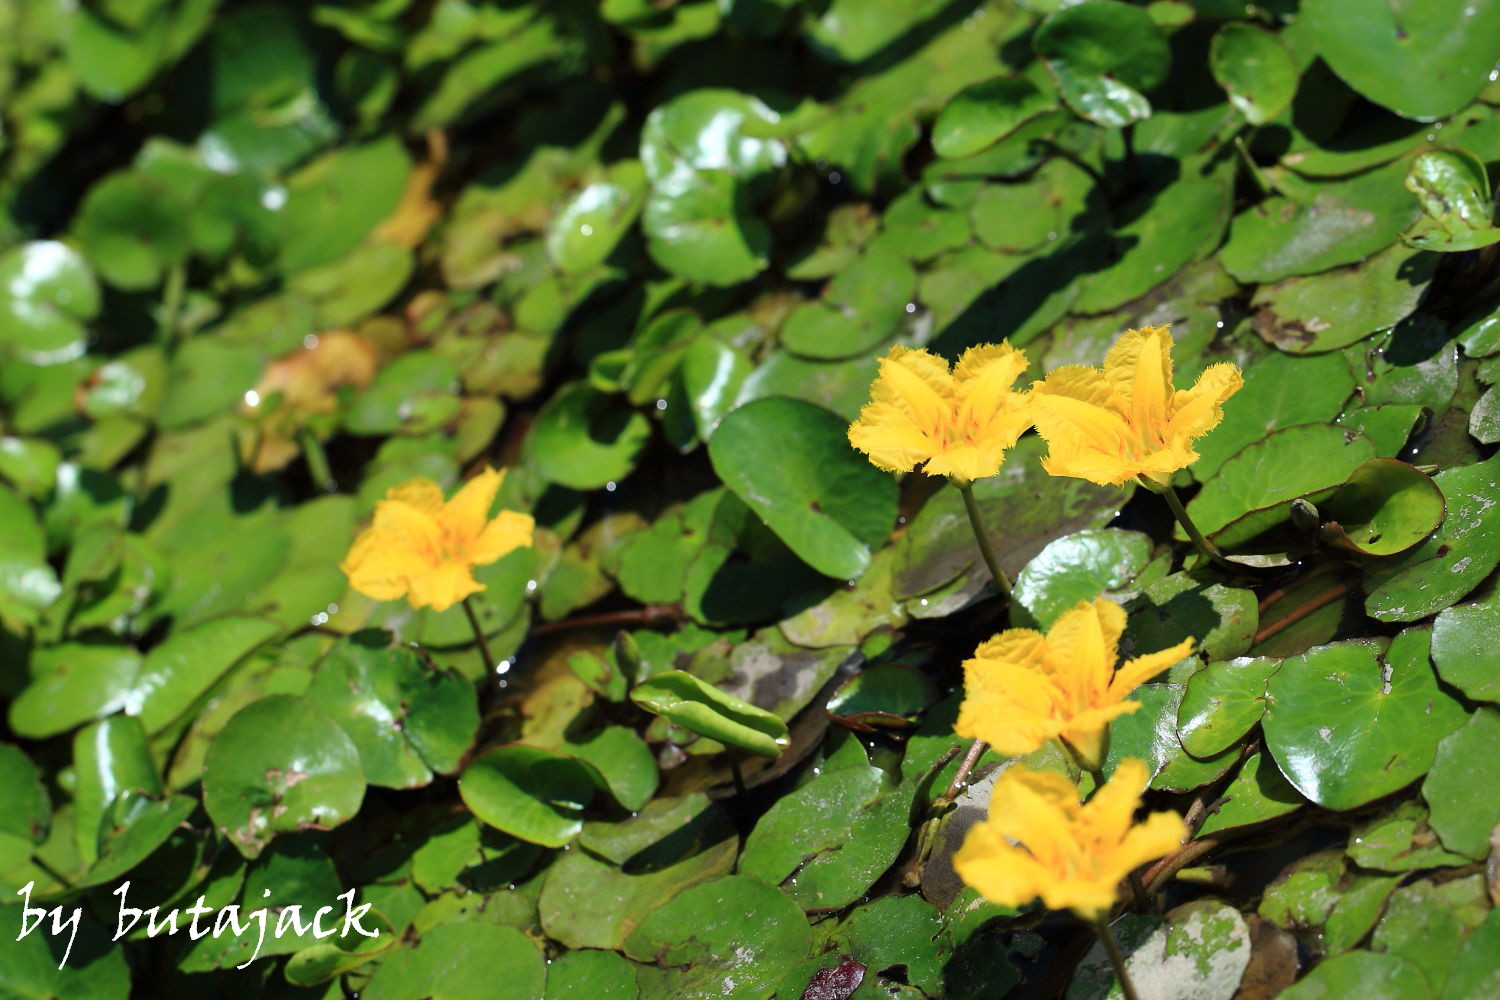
left=957, top=482, right=1012, bottom=598
left=1096, top=918, right=1142, bottom=1000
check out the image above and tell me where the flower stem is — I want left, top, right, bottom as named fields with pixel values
left=299, top=429, right=336, bottom=493
left=957, top=482, right=1011, bottom=598
left=1160, top=484, right=1239, bottom=575
left=1096, top=918, right=1142, bottom=1000
left=461, top=597, right=495, bottom=674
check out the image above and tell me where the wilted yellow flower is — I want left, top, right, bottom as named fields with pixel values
left=847, top=343, right=1032, bottom=483
left=954, top=758, right=1186, bottom=920
left=341, top=468, right=533, bottom=612
left=1030, top=325, right=1242, bottom=489
left=955, top=597, right=1192, bottom=769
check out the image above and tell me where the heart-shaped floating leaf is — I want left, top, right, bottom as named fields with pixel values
left=459, top=745, right=596, bottom=848
left=1033, top=0, right=1169, bottom=128
left=1318, top=459, right=1444, bottom=557
left=630, top=669, right=789, bottom=758
left=202, top=695, right=366, bottom=859
left=1300, top=0, right=1500, bottom=121
left=1262, top=630, right=1466, bottom=811
left=1422, top=707, right=1500, bottom=861
left=1209, top=22, right=1297, bottom=125
left=708, top=397, right=897, bottom=580
left=1177, top=656, right=1282, bottom=759
left=932, top=76, right=1057, bottom=160
left=1431, top=586, right=1500, bottom=703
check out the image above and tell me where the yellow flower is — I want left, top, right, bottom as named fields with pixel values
left=953, top=758, right=1186, bottom=921
left=341, top=468, right=534, bottom=612
left=1030, top=325, right=1242, bottom=488
left=954, top=597, right=1192, bottom=769
left=847, top=343, right=1033, bottom=483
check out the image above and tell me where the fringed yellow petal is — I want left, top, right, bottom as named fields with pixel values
left=849, top=343, right=1032, bottom=481
left=439, top=467, right=505, bottom=544
left=1111, top=638, right=1196, bottom=698
left=470, top=509, right=535, bottom=564
left=1032, top=325, right=1243, bottom=486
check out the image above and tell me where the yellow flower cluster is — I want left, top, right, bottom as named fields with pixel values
left=847, top=325, right=1242, bottom=487
left=341, top=467, right=534, bottom=612
left=953, top=758, right=1185, bottom=921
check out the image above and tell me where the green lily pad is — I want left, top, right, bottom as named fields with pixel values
left=459, top=745, right=595, bottom=848
left=0, top=242, right=100, bottom=365
left=1197, top=751, right=1303, bottom=837
left=0, top=742, right=49, bottom=852
left=202, top=694, right=366, bottom=859
left=1072, top=175, right=1232, bottom=314
left=1188, top=423, right=1375, bottom=546
left=1421, top=708, right=1500, bottom=860
left=1278, top=950, right=1429, bottom=1000
left=643, top=168, right=770, bottom=286
left=1262, top=631, right=1467, bottom=811
left=932, top=76, right=1056, bottom=160
left=539, top=794, right=737, bottom=950
left=344, top=351, right=462, bottom=436
left=1034, top=1, right=1170, bottom=128
left=1177, top=656, right=1281, bottom=758
left=1103, top=682, right=1239, bottom=791
left=631, top=670, right=788, bottom=758
left=1319, top=459, right=1444, bottom=557
left=7, top=643, right=143, bottom=739
left=639, top=88, right=786, bottom=182
left=1128, top=571, right=1258, bottom=662
left=364, top=922, right=544, bottom=1000
left=969, top=158, right=1093, bottom=254
left=544, top=948, right=640, bottom=1000
left=1300, top=0, right=1500, bottom=121
left=0, top=900, right=131, bottom=999
left=128, top=616, right=280, bottom=734
left=82, top=791, right=196, bottom=888
left=563, top=725, right=659, bottom=812
left=277, top=136, right=411, bottom=273
left=1440, top=908, right=1500, bottom=1000
left=1366, top=452, right=1500, bottom=622
left=1221, top=158, right=1422, bottom=283
left=1404, top=148, right=1497, bottom=244
left=1349, top=315, right=1458, bottom=411
left=1258, top=850, right=1346, bottom=929
left=1325, top=872, right=1402, bottom=956
left=708, top=397, right=897, bottom=581
left=1249, top=243, right=1436, bottom=355
left=779, top=247, right=916, bottom=361
left=740, top=764, right=913, bottom=909
left=1371, top=878, right=1489, bottom=993
left=548, top=161, right=647, bottom=273
left=306, top=631, right=479, bottom=789
left=1431, top=586, right=1500, bottom=703
left=1347, top=798, right=1473, bottom=872
left=1013, top=529, right=1154, bottom=630
left=532, top=382, right=652, bottom=490
left=1210, top=22, right=1297, bottom=124
left=624, top=874, right=813, bottom=998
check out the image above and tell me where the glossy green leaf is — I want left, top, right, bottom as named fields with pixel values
left=306, top=631, right=479, bottom=788
left=531, top=382, right=652, bottom=490
left=1177, top=655, right=1281, bottom=758
left=1366, top=452, right=1500, bottom=622
left=1421, top=708, right=1500, bottom=860
left=128, top=616, right=279, bottom=734
left=779, top=247, right=916, bottom=360
left=1197, top=751, right=1303, bottom=837
left=202, top=695, right=365, bottom=859
left=458, top=745, right=595, bottom=847
left=708, top=397, right=897, bottom=580
left=1034, top=1, right=1169, bottom=128
left=1301, top=0, right=1500, bottom=121
left=932, top=76, right=1057, bottom=160
left=1209, top=23, right=1297, bottom=124
left=1319, top=459, right=1444, bottom=557
left=1014, top=529, right=1153, bottom=630
left=365, top=923, right=544, bottom=1000
left=1262, top=631, right=1466, bottom=810
left=1103, top=683, right=1239, bottom=791
left=0, top=242, right=100, bottom=365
